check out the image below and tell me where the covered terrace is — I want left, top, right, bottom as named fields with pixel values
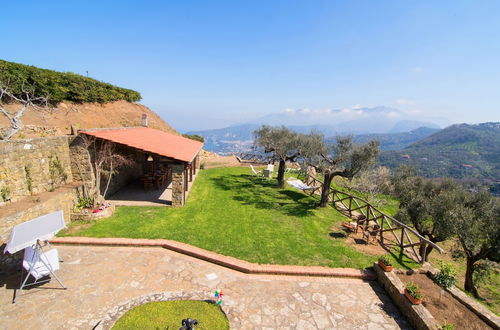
left=79, top=127, right=203, bottom=207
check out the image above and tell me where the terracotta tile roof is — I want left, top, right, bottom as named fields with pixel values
left=80, top=127, right=203, bottom=163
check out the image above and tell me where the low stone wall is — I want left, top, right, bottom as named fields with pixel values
left=71, top=204, right=115, bottom=221
left=0, top=185, right=79, bottom=243
left=374, top=263, right=437, bottom=330
left=0, top=184, right=80, bottom=274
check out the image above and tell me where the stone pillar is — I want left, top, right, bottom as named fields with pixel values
left=171, top=164, right=185, bottom=207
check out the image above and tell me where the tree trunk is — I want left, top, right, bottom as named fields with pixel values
left=464, top=256, right=478, bottom=297
left=319, top=173, right=333, bottom=207
left=418, top=241, right=434, bottom=262
left=277, top=159, right=286, bottom=188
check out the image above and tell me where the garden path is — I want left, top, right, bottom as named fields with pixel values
left=0, top=245, right=411, bottom=329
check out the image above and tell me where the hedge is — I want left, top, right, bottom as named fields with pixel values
left=0, top=59, right=141, bottom=104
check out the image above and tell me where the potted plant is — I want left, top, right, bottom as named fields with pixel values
left=378, top=255, right=393, bottom=272
left=404, top=282, right=423, bottom=305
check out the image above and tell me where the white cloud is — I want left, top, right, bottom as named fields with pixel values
left=387, top=111, right=401, bottom=118
left=396, top=98, right=416, bottom=106
left=412, top=66, right=424, bottom=73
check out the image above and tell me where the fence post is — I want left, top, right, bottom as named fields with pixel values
left=400, top=227, right=405, bottom=252
left=420, top=239, right=427, bottom=264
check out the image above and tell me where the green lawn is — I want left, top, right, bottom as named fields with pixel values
left=62, top=167, right=415, bottom=269
left=112, top=300, right=229, bottom=330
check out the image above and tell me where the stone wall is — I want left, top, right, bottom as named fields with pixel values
left=171, top=164, right=186, bottom=207
left=69, top=135, right=95, bottom=196
left=102, top=147, right=143, bottom=198
left=0, top=136, right=73, bottom=204
left=374, top=263, right=437, bottom=330
left=0, top=185, right=79, bottom=243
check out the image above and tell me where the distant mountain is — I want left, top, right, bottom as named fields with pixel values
left=351, top=127, right=440, bottom=150
left=248, top=106, right=441, bottom=135
left=379, top=122, right=500, bottom=183
left=189, top=125, right=440, bottom=154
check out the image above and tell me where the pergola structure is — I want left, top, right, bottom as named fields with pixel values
left=79, top=127, right=203, bottom=207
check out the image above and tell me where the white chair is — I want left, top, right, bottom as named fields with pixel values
left=250, top=165, right=263, bottom=176
left=266, top=164, right=275, bottom=172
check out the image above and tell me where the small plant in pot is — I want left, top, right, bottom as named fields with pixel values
left=378, top=255, right=393, bottom=272
left=404, top=282, right=423, bottom=305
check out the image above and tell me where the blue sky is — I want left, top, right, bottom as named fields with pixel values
left=2, top=0, right=499, bottom=131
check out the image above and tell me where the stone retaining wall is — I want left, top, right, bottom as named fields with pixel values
left=0, top=136, right=74, bottom=203
left=374, top=263, right=437, bottom=330
left=0, top=184, right=80, bottom=273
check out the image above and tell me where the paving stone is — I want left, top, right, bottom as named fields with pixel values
left=0, top=245, right=412, bottom=329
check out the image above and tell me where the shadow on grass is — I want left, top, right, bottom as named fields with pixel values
left=209, top=174, right=317, bottom=217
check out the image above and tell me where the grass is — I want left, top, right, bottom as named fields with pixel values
left=61, top=167, right=416, bottom=269
left=111, top=300, right=229, bottom=330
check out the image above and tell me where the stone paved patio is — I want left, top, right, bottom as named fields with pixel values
left=0, top=246, right=411, bottom=329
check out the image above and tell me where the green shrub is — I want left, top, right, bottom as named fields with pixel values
left=378, top=255, right=392, bottom=266
left=432, top=261, right=457, bottom=289
left=0, top=185, right=11, bottom=202
left=0, top=59, right=141, bottom=104
left=438, top=323, right=455, bottom=330
left=24, top=165, right=33, bottom=194
left=405, top=282, right=423, bottom=300
left=75, top=196, right=95, bottom=209
left=182, top=133, right=205, bottom=143
left=49, top=155, right=68, bottom=190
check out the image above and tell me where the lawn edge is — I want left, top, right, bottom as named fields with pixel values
left=50, top=236, right=376, bottom=280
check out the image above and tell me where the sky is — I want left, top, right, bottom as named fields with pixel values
left=1, top=0, right=500, bottom=131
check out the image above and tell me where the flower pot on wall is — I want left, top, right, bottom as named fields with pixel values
left=404, top=289, right=423, bottom=305
left=378, top=260, right=393, bottom=272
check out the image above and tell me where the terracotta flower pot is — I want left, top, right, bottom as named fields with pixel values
left=404, top=289, right=423, bottom=305
left=378, top=260, right=394, bottom=272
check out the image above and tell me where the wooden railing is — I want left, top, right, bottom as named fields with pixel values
left=305, top=176, right=443, bottom=263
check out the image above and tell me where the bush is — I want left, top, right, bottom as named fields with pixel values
left=432, top=261, right=457, bottom=289
left=405, top=282, right=423, bottom=300
left=182, top=134, right=205, bottom=143
left=0, top=59, right=141, bottom=104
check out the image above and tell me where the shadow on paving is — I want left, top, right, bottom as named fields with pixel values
left=369, top=281, right=413, bottom=330
left=209, top=174, right=318, bottom=217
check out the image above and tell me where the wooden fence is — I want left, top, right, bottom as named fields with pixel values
left=305, top=176, right=444, bottom=263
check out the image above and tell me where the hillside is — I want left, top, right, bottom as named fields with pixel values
left=0, top=59, right=141, bottom=104
left=379, top=122, right=500, bottom=182
left=0, top=100, right=177, bottom=138
left=0, top=60, right=176, bottom=137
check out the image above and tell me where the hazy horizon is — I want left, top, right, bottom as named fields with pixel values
left=2, top=1, right=500, bottom=132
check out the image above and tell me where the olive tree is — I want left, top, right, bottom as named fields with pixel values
left=0, top=83, right=50, bottom=140
left=254, top=125, right=304, bottom=188
left=300, top=132, right=379, bottom=207
left=442, top=188, right=500, bottom=296
left=392, top=167, right=455, bottom=261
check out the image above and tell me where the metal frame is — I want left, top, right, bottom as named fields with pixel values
left=13, top=240, right=66, bottom=303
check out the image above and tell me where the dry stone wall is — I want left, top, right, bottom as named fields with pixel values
left=0, top=136, right=73, bottom=204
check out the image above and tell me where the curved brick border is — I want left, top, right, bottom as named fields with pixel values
left=50, top=236, right=376, bottom=280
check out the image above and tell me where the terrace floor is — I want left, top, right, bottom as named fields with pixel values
left=0, top=245, right=410, bottom=329
left=108, top=172, right=198, bottom=207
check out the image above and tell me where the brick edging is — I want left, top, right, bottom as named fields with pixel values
left=50, top=236, right=376, bottom=280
